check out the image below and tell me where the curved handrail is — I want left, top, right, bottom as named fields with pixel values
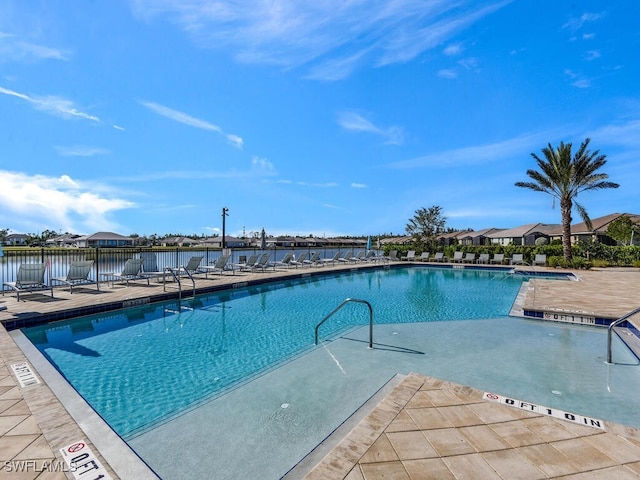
left=607, top=306, right=640, bottom=364
left=163, top=266, right=196, bottom=301
left=315, top=298, right=373, bottom=348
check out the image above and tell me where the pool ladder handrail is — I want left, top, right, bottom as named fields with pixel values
left=315, top=298, right=373, bottom=348
left=163, top=266, right=196, bottom=301
left=607, top=306, right=640, bottom=364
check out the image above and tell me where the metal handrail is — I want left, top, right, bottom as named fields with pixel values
left=607, top=306, right=640, bottom=364
left=163, top=266, right=196, bottom=301
left=315, top=298, right=374, bottom=348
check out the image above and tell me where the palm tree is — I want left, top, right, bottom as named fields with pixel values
left=515, top=138, right=619, bottom=261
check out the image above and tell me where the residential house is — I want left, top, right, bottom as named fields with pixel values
left=556, top=213, right=640, bottom=246
left=436, top=231, right=466, bottom=246
left=162, top=236, right=199, bottom=247
left=73, top=232, right=135, bottom=248
left=459, top=228, right=504, bottom=246
left=45, top=234, right=81, bottom=247
left=486, top=223, right=559, bottom=246
left=198, top=236, right=247, bottom=248
left=4, top=233, right=28, bottom=246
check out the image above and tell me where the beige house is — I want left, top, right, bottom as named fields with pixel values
left=486, top=223, right=559, bottom=246
left=557, top=213, right=640, bottom=245
left=73, top=232, right=135, bottom=248
left=162, top=236, right=199, bottom=247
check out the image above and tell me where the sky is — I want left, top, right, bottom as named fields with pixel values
left=1, top=0, right=638, bottom=239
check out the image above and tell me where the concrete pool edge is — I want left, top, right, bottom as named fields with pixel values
left=282, top=373, right=406, bottom=479
left=302, top=373, right=640, bottom=480
left=9, top=328, right=161, bottom=480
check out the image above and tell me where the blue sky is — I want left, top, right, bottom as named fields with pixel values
left=1, top=1, right=638, bottom=239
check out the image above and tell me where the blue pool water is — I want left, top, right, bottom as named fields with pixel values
left=22, top=265, right=639, bottom=446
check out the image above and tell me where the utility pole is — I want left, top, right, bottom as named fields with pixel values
left=221, top=207, right=229, bottom=249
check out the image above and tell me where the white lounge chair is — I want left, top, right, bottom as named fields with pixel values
left=3, top=263, right=53, bottom=301
left=510, top=254, right=524, bottom=265
left=337, top=250, right=353, bottom=263
left=477, top=253, right=490, bottom=264
left=451, top=251, right=464, bottom=263
left=401, top=250, right=416, bottom=261
left=290, top=252, right=308, bottom=268
left=387, top=250, right=399, bottom=261
left=490, top=254, right=504, bottom=264
left=234, top=254, right=259, bottom=271
left=304, top=252, right=322, bottom=267
left=462, top=253, right=476, bottom=263
left=139, top=252, right=167, bottom=282
left=419, top=252, right=430, bottom=262
left=270, top=252, right=294, bottom=269
left=363, top=251, right=377, bottom=262
left=100, top=258, right=149, bottom=287
left=51, top=260, right=99, bottom=292
left=431, top=252, right=446, bottom=262
left=320, top=251, right=341, bottom=266
left=180, top=256, right=205, bottom=275
left=249, top=253, right=273, bottom=272
left=533, top=254, right=547, bottom=266
left=203, top=255, right=233, bottom=275
left=350, top=250, right=366, bottom=262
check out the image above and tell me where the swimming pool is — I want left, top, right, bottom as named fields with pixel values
left=21, top=266, right=640, bottom=479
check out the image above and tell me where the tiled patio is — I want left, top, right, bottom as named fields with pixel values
left=0, top=262, right=639, bottom=479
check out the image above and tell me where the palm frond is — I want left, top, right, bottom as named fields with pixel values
left=574, top=201, right=593, bottom=231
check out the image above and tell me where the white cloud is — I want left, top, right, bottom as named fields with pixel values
left=0, top=32, right=69, bottom=61
left=562, top=12, right=605, bottom=32
left=131, top=0, right=510, bottom=80
left=322, top=203, right=344, bottom=210
left=337, top=111, right=404, bottom=145
left=387, top=129, right=567, bottom=169
left=458, top=57, right=479, bottom=70
left=589, top=119, right=640, bottom=148
left=564, top=69, right=591, bottom=88
left=113, top=124, right=125, bottom=131
left=351, top=183, right=367, bottom=189
left=443, top=43, right=464, bottom=56
left=55, top=146, right=110, bottom=157
left=437, top=69, right=457, bottom=79
left=251, top=156, right=275, bottom=174
left=584, top=50, right=601, bottom=61
left=0, top=170, right=134, bottom=233
left=140, top=101, right=244, bottom=149
left=572, top=79, right=591, bottom=88
left=0, top=86, right=100, bottom=121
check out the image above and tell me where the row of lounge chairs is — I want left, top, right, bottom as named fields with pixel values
left=396, top=250, right=547, bottom=266
left=1, top=250, right=389, bottom=301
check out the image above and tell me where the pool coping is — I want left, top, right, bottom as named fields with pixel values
left=9, top=328, right=161, bottom=480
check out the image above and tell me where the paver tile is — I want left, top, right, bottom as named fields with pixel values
left=481, top=449, right=546, bottom=480
left=359, top=434, right=399, bottom=464
left=360, top=461, right=410, bottom=480
left=386, top=431, right=438, bottom=460
left=441, top=453, right=502, bottom=480
left=421, top=428, right=475, bottom=457
left=517, top=443, right=579, bottom=477
left=402, top=458, right=456, bottom=480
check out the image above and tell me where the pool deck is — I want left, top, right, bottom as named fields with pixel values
left=0, top=261, right=639, bottom=479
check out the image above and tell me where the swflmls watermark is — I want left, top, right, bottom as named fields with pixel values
left=4, top=459, right=77, bottom=473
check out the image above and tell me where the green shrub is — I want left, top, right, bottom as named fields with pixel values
left=547, top=256, right=566, bottom=268
left=570, top=257, right=591, bottom=269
